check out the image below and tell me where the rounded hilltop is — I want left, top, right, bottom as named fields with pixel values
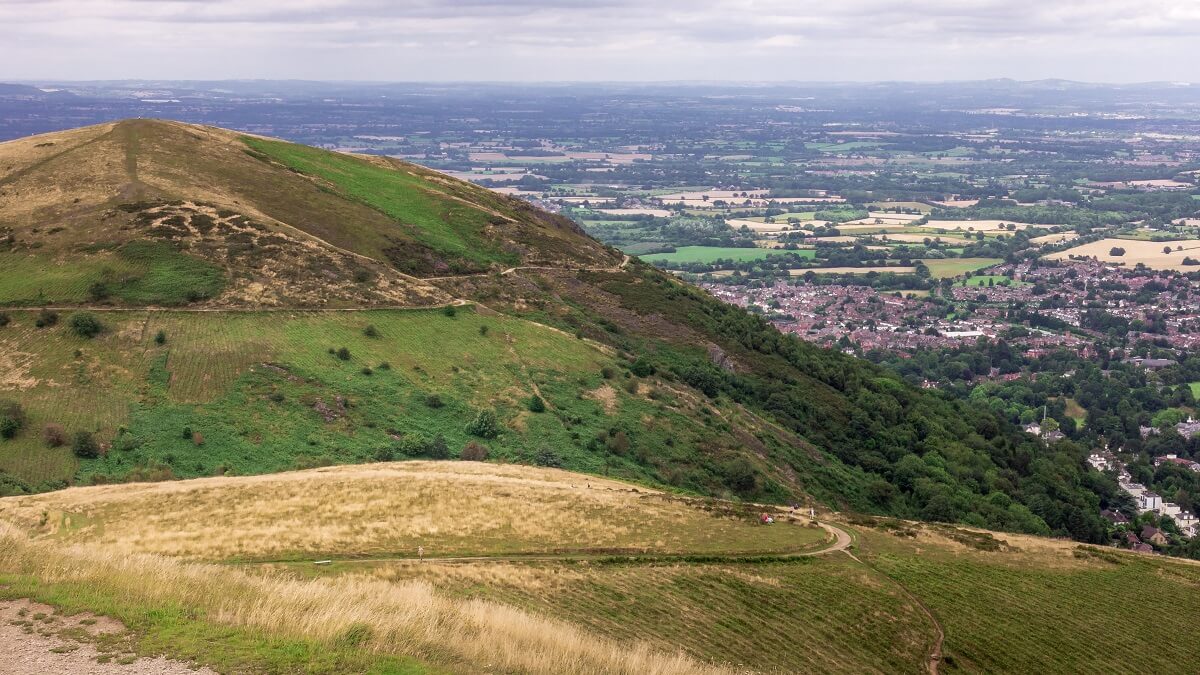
left=0, top=119, right=619, bottom=309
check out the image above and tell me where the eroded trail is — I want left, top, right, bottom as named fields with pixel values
left=0, top=599, right=216, bottom=675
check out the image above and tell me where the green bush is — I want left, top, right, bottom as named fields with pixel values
left=0, top=312, right=9, bottom=327
left=336, top=347, right=351, bottom=361
left=424, top=394, right=444, bottom=409
left=442, top=305, right=457, bottom=317
left=35, top=309, right=58, bottom=328
left=0, top=400, right=25, bottom=440
left=465, top=409, right=500, bottom=439
left=363, top=324, right=379, bottom=338
left=528, top=395, right=546, bottom=413
left=72, top=431, right=100, bottom=459
left=69, top=312, right=104, bottom=338
left=154, top=330, right=166, bottom=345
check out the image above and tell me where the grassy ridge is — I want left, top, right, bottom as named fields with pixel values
left=243, top=137, right=518, bottom=271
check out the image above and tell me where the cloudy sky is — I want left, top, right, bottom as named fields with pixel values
left=2, top=0, right=1198, bottom=82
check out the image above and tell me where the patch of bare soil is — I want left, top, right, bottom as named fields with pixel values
left=0, top=599, right=217, bottom=675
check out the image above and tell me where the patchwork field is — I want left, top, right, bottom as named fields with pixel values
left=923, top=220, right=1033, bottom=231
left=1045, top=237, right=1200, bottom=271
left=641, top=246, right=815, bottom=264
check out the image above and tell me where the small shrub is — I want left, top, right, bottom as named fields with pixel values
left=363, top=324, right=379, bottom=338
left=72, top=431, right=100, bottom=459
left=424, top=394, right=445, bottom=409
left=378, top=362, right=391, bottom=370
left=624, top=379, right=639, bottom=395
left=478, top=325, right=489, bottom=336
left=87, top=281, right=110, bottom=301
left=42, top=423, right=67, bottom=448
left=461, top=441, right=490, bottom=461
left=0, top=400, right=26, bottom=440
left=35, top=309, right=58, bottom=328
left=528, top=395, right=546, bottom=413
left=442, top=305, right=457, bottom=317
left=361, top=366, right=374, bottom=376
left=465, top=409, right=500, bottom=439
left=336, top=347, right=351, bottom=361
left=154, top=330, right=166, bottom=345
left=534, top=448, right=563, bottom=468
left=396, top=434, right=431, bottom=457
left=0, top=312, right=9, bottom=327
left=372, top=447, right=394, bottom=462
left=600, top=366, right=616, bottom=380
left=181, top=426, right=193, bottom=440
left=69, top=312, right=104, bottom=338
left=427, top=434, right=450, bottom=460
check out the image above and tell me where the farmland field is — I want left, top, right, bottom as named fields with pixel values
left=1045, top=237, right=1200, bottom=271
left=641, top=246, right=814, bottom=264
left=921, top=258, right=1002, bottom=278
left=959, top=274, right=1029, bottom=287
left=790, top=266, right=917, bottom=275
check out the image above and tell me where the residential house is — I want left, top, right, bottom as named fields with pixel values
left=1141, top=525, right=1169, bottom=547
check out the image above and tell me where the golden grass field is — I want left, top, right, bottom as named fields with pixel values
left=7, top=462, right=1200, bottom=673
left=0, top=461, right=826, bottom=561
left=1045, top=237, right=1200, bottom=271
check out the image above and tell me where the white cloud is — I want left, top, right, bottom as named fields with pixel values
left=0, top=0, right=1196, bottom=80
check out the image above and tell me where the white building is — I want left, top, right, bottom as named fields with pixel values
left=1139, top=492, right=1163, bottom=513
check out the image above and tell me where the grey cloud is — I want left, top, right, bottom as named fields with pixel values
left=0, top=0, right=1196, bottom=80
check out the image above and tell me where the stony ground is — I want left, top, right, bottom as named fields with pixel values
left=0, top=599, right=217, bottom=675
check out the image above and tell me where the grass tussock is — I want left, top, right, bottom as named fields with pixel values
left=0, top=521, right=727, bottom=675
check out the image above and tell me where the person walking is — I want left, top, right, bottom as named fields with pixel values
left=418, top=545, right=424, bottom=563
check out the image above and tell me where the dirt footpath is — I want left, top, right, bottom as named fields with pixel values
left=0, top=599, right=217, bottom=675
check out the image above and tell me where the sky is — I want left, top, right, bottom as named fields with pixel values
left=2, top=0, right=1199, bottom=83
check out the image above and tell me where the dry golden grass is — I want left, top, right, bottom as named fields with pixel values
left=0, top=522, right=723, bottom=675
left=0, top=461, right=825, bottom=560
left=1045, top=237, right=1200, bottom=271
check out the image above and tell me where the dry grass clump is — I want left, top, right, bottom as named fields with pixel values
left=0, top=522, right=723, bottom=675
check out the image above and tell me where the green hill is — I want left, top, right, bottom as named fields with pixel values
left=0, top=121, right=1114, bottom=546
left=2, top=463, right=1197, bottom=674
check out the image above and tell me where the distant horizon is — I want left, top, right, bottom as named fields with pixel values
left=3, top=1, right=1197, bottom=83
left=5, top=78, right=1198, bottom=87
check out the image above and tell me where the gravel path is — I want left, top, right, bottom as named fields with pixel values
left=0, top=599, right=217, bottom=675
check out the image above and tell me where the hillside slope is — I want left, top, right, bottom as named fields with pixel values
left=0, top=121, right=1113, bottom=546
left=2, top=462, right=1198, bottom=674
left=0, top=119, right=615, bottom=307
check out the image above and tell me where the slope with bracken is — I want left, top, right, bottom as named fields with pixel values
left=0, top=120, right=1113, bottom=547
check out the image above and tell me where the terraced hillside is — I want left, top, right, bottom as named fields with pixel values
left=2, top=462, right=1199, bottom=674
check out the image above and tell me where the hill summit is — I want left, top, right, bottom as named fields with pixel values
left=0, top=119, right=616, bottom=307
